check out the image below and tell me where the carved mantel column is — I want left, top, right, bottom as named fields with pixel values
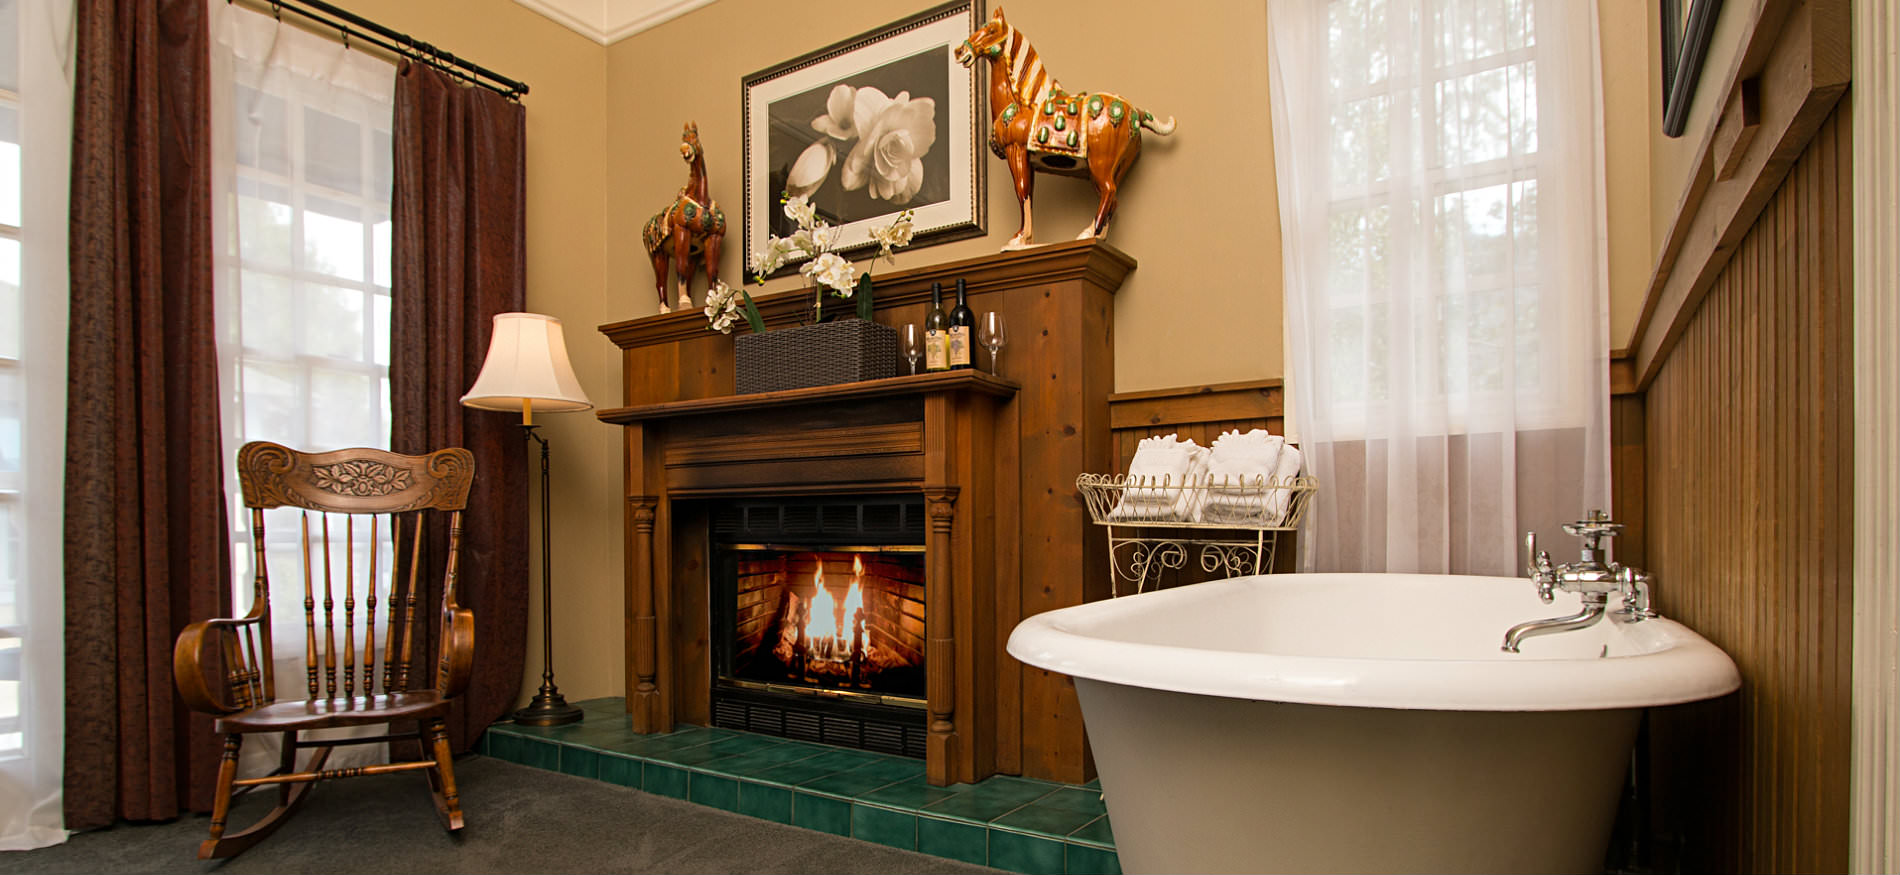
left=923, top=485, right=960, bottom=784
left=627, top=495, right=661, bottom=731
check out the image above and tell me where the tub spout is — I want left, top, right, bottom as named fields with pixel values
left=1502, top=593, right=1608, bottom=653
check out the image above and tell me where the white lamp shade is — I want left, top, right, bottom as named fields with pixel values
left=461, top=312, right=594, bottom=414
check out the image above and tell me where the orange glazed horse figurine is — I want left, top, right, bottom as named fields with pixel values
left=955, top=7, right=1175, bottom=250
left=642, top=122, right=727, bottom=313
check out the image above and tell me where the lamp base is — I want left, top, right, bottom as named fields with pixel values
left=513, top=685, right=583, bottom=726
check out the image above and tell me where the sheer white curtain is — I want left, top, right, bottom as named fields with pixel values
left=0, top=0, right=72, bottom=851
left=208, top=0, right=396, bottom=777
left=1269, top=0, right=1610, bottom=574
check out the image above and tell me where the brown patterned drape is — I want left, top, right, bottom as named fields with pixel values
left=63, top=0, right=228, bottom=829
left=390, top=62, right=529, bottom=753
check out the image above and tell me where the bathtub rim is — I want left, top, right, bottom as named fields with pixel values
left=1007, top=572, right=1743, bottom=712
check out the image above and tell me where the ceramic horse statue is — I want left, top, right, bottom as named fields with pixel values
left=955, top=7, right=1175, bottom=250
left=642, top=122, right=727, bottom=313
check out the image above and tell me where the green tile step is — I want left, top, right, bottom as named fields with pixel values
left=485, top=696, right=1117, bottom=874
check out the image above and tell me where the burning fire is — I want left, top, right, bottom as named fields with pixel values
left=802, top=557, right=864, bottom=661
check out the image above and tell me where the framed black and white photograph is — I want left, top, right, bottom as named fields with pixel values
left=1660, top=0, right=1723, bottom=137
left=742, top=0, right=985, bottom=274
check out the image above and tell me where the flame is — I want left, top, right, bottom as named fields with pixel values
left=842, top=556, right=865, bottom=623
left=807, top=564, right=839, bottom=641
left=798, top=558, right=865, bottom=659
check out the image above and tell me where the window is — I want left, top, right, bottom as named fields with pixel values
left=1316, top=0, right=1575, bottom=433
left=1269, top=0, right=1609, bottom=574
left=0, top=0, right=25, bottom=761
left=209, top=4, right=397, bottom=778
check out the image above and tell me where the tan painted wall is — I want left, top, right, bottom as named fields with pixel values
left=339, top=0, right=1673, bottom=705
left=605, top=0, right=1282, bottom=394
left=327, top=0, right=626, bottom=707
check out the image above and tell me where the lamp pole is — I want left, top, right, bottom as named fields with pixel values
left=513, top=423, right=580, bottom=725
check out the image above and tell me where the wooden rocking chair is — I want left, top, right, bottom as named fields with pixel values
left=173, top=441, right=477, bottom=859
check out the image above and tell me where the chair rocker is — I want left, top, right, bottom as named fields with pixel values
left=173, top=441, right=477, bottom=859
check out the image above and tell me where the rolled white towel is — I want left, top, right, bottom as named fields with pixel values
left=1111, top=434, right=1204, bottom=520
left=1266, top=445, right=1305, bottom=524
left=1191, top=430, right=1284, bottom=523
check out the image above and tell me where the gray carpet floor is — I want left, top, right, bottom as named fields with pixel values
left=0, top=756, right=999, bottom=874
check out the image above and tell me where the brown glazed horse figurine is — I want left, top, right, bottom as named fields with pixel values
left=642, top=122, right=727, bottom=313
left=955, top=7, right=1175, bottom=250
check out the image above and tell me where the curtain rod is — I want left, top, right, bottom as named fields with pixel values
left=233, top=0, right=530, bottom=100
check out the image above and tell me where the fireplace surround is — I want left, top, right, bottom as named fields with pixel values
left=599, top=241, right=1134, bottom=785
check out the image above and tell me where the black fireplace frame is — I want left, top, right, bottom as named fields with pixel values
left=704, top=496, right=930, bottom=758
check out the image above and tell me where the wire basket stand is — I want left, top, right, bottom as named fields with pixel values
left=1076, top=473, right=1319, bottom=597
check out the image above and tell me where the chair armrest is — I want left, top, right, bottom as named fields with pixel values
left=436, top=607, right=476, bottom=699
left=173, top=617, right=270, bottom=715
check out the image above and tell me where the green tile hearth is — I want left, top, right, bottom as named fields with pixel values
left=484, top=697, right=1118, bottom=874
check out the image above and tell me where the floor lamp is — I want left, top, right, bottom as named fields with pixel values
left=462, top=312, right=593, bottom=726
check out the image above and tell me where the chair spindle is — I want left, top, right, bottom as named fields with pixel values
left=383, top=514, right=403, bottom=693
left=363, top=514, right=380, bottom=697
left=343, top=515, right=356, bottom=698
left=399, top=513, right=422, bottom=690
left=321, top=514, right=337, bottom=699
left=301, top=512, right=318, bottom=699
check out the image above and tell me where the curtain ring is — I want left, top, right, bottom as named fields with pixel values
left=269, top=1, right=281, bottom=20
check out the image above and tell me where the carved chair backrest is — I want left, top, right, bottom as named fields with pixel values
left=228, top=441, right=475, bottom=708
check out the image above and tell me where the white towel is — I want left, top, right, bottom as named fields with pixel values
left=1197, top=433, right=1304, bottom=526
left=1266, top=444, right=1304, bottom=523
left=1111, top=434, right=1207, bottom=521
left=1194, top=430, right=1283, bottom=524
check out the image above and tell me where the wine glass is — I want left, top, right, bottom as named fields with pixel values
left=978, top=312, right=1008, bottom=373
left=903, top=324, right=923, bottom=375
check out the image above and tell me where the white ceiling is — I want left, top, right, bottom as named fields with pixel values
left=514, top=0, right=719, bottom=45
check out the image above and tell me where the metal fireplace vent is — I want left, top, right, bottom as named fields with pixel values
left=711, top=497, right=923, bottom=546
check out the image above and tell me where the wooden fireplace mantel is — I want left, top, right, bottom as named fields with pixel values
left=599, top=240, right=1132, bottom=786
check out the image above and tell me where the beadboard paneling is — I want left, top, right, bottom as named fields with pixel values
left=1643, top=104, right=1854, bottom=875
left=1107, top=379, right=1284, bottom=474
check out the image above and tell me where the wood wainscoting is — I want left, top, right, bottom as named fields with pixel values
left=1614, top=1, right=1854, bottom=868
left=1107, top=379, right=1285, bottom=473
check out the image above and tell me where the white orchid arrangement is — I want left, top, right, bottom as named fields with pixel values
left=705, top=194, right=916, bottom=334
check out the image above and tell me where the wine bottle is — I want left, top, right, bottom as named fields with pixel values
left=948, top=279, right=974, bottom=370
left=924, top=282, right=950, bottom=372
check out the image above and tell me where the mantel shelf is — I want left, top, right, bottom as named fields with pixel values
left=595, top=370, right=1020, bottom=425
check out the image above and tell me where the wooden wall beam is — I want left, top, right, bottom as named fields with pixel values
left=1630, top=0, right=1849, bottom=390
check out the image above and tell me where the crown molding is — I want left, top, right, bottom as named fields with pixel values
left=513, top=0, right=717, bottom=46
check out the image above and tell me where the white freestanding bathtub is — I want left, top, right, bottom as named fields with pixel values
left=1007, top=573, right=1740, bottom=875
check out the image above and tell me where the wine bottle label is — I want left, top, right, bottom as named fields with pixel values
left=925, top=329, right=948, bottom=370
left=948, top=326, right=971, bottom=367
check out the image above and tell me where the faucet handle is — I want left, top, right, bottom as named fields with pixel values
left=1615, top=566, right=1658, bottom=620
left=1525, top=531, right=1556, bottom=603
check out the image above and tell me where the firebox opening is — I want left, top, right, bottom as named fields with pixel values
left=708, top=497, right=929, bottom=757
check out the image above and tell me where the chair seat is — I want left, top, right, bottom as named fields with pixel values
left=214, top=692, right=451, bottom=734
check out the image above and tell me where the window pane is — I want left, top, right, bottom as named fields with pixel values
left=371, top=217, right=391, bottom=289
left=0, top=104, right=19, bottom=228
left=233, top=85, right=291, bottom=177
left=309, top=367, right=383, bottom=449
left=237, top=178, right=294, bottom=268
left=303, top=107, right=363, bottom=194
left=303, top=198, right=365, bottom=282
left=1330, top=95, right=1390, bottom=187
left=372, top=292, right=390, bottom=368
left=0, top=502, right=16, bottom=625
left=0, top=236, right=17, bottom=360
left=0, top=370, right=17, bottom=479
left=241, top=359, right=304, bottom=442
left=239, top=269, right=295, bottom=355
left=1437, top=67, right=1511, bottom=167
left=0, top=1, right=18, bottom=93
left=303, top=284, right=367, bottom=362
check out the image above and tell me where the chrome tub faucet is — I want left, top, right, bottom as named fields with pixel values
left=1502, top=510, right=1658, bottom=653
